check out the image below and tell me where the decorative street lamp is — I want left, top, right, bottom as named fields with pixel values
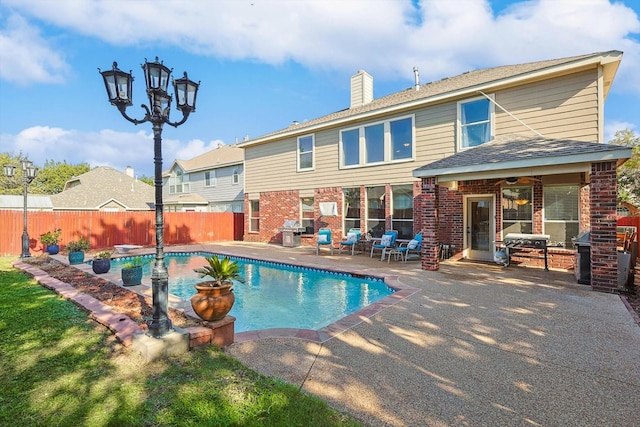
left=3, top=160, right=38, bottom=257
left=99, top=58, right=200, bottom=338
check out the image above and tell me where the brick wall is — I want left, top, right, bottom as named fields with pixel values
left=589, top=161, right=618, bottom=291
left=421, top=177, right=439, bottom=271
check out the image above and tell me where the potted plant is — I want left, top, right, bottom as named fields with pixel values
left=66, top=236, right=90, bottom=265
left=191, top=255, right=244, bottom=321
left=121, top=256, right=147, bottom=286
left=92, top=250, right=112, bottom=274
left=41, top=228, right=62, bottom=255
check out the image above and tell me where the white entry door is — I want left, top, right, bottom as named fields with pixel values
left=465, top=196, right=495, bottom=262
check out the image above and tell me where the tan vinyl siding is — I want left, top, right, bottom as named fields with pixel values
left=245, top=69, right=601, bottom=194
left=495, top=70, right=599, bottom=141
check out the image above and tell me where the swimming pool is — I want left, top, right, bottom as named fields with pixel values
left=106, top=252, right=394, bottom=332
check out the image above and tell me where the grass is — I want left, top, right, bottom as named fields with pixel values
left=0, top=257, right=361, bottom=427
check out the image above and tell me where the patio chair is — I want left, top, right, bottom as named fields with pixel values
left=396, top=233, right=422, bottom=262
left=316, top=228, right=333, bottom=255
left=338, top=228, right=362, bottom=255
left=370, top=230, right=398, bottom=261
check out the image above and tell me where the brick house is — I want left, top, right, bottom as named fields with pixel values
left=239, top=50, right=632, bottom=291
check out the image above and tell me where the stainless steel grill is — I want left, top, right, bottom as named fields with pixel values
left=278, top=220, right=306, bottom=247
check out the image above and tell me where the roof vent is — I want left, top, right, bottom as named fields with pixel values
left=413, top=67, right=420, bottom=91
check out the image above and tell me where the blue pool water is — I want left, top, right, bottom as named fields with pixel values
left=106, top=252, right=394, bottom=332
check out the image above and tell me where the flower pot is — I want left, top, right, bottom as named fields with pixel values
left=121, top=266, right=143, bottom=286
left=68, top=251, right=85, bottom=265
left=190, top=283, right=235, bottom=321
left=92, top=258, right=111, bottom=274
left=45, top=244, right=60, bottom=255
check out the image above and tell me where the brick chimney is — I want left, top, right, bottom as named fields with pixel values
left=350, top=70, right=373, bottom=108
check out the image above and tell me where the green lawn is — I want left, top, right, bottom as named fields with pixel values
left=0, top=257, right=361, bottom=427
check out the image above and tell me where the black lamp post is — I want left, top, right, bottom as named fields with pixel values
left=3, top=160, right=38, bottom=258
left=99, top=58, right=200, bottom=338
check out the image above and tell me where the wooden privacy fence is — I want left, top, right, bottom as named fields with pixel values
left=0, top=211, right=244, bottom=256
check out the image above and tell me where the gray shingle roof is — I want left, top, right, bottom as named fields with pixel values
left=50, top=166, right=155, bottom=210
left=412, top=136, right=633, bottom=178
left=165, top=144, right=244, bottom=176
left=243, top=50, right=621, bottom=144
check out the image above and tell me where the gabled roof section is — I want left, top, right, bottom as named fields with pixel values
left=50, top=166, right=154, bottom=210
left=241, top=50, right=622, bottom=147
left=412, top=136, right=632, bottom=180
left=164, top=144, right=244, bottom=176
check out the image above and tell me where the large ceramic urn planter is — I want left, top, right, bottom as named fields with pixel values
left=190, top=282, right=235, bottom=321
left=121, top=266, right=143, bottom=286
left=68, top=251, right=85, bottom=265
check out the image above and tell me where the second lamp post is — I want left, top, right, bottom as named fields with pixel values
left=99, top=58, right=200, bottom=338
left=3, top=160, right=38, bottom=258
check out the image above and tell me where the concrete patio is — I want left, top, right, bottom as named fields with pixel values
left=206, top=243, right=640, bottom=427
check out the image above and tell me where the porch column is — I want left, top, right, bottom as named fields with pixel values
left=421, top=177, right=439, bottom=271
left=589, top=161, right=618, bottom=291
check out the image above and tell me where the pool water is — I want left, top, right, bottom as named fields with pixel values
left=107, top=252, right=394, bottom=332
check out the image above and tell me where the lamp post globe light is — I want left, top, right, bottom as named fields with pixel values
left=3, top=160, right=38, bottom=258
left=99, top=58, right=200, bottom=338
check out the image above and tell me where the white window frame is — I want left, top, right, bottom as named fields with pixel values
left=297, top=134, right=315, bottom=172
left=169, top=169, right=190, bottom=194
left=339, top=114, right=415, bottom=169
left=249, top=200, right=260, bottom=232
left=205, top=170, right=217, bottom=187
left=300, top=197, right=315, bottom=235
left=232, top=167, right=240, bottom=185
left=501, top=186, right=533, bottom=238
left=457, top=95, right=495, bottom=151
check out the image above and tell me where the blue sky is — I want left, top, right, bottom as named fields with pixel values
left=1, top=0, right=639, bottom=178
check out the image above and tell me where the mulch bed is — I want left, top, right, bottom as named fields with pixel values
left=24, top=256, right=202, bottom=330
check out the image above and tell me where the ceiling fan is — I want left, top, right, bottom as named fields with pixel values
left=494, top=177, right=541, bottom=186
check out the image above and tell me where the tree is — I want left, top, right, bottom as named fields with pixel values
left=138, top=175, right=154, bottom=186
left=0, top=153, right=90, bottom=195
left=609, top=129, right=640, bottom=205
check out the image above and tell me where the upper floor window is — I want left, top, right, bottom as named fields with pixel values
left=340, top=115, right=414, bottom=168
left=297, top=135, right=314, bottom=171
left=169, top=169, right=190, bottom=194
left=458, top=96, right=493, bottom=150
left=205, top=170, right=216, bottom=187
left=232, top=167, right=240, bottom=185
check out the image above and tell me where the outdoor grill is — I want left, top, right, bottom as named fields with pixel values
left=501, top=233, right=551, bottom=271
left=278, top=220, right=306, bottom=247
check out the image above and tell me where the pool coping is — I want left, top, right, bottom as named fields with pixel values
left=25, top=246, right=421, bottom=344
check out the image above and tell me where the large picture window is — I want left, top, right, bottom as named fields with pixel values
left=250, top=200, right=260, bottom=232
left=343, top=187, right=361, bottom=232
left=301, top=197, right=314, bottom=234
left=458, top=96, right=493, bottom=149
left=392, top=185, right=414, bottom=240
left=544, top=185, right=579, bottom=246
left=340, top=115, right=414, bottom=168
left=367, top=186, right=386, bottom=238
left=297, top=135, right=314, bottom=171
left=502, top=187, right=532, bottom=236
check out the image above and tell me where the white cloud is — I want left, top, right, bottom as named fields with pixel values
left=0, top=13, right=69, bottom=85
left=2, top=0, right=638, bottom=89
left=0, top=126, right=216, bottom=177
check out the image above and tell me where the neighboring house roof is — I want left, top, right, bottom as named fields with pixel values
left=50, top=166, right=155, bottom=210
left=412, top=136, right=633, bottom=181
left=241, top=50, right=622, bottom=146
left=0, top=194, right=53, bottom=210
left=164, top=143, right=244, bottom=176
left=164, top=193, right=209, bottom=205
